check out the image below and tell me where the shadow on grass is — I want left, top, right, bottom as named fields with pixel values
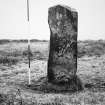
left=19, top=76, right=83, bottom=94
left=84, top=81, right=105, bottom=92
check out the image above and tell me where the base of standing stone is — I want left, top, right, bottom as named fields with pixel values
left=26, top=76, right=83, bottom=93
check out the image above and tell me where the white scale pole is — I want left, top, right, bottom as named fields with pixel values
left=27, top=0, right=31, bottom=85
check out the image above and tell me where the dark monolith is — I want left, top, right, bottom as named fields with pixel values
left=47, top=5, right=82, bottom=90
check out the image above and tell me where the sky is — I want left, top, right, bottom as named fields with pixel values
left=0, top=0, right=105, bottom=40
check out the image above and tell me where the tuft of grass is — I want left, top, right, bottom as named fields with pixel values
left=0, top=89, right=24, bottom=105
left=78, top=40, right=105, bottom=57
left=0, top=90, right=65, bottom=105
left=0, top=56, right=19, bottom=65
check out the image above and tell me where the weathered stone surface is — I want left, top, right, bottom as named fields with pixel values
left=48, top=5, right=78, bottom=84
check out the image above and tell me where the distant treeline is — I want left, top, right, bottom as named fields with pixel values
left=0, top=39, right=48, bottom=44
left=30, top=39, right=48, bottom=42
left=0, top=39, right=28, bottom=44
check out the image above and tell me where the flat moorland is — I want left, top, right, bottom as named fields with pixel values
left=0, top=40, right=105, bottom=105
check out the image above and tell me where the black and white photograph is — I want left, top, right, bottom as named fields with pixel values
left=0, top=0, right=105, bottom=105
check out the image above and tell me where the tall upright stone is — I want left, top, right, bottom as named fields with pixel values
left=47, top=5, right=81, bottom=89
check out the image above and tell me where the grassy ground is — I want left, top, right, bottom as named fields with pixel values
left=0, top=40, right=105, bottom=105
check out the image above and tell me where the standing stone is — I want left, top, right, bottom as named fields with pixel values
left=48, top=5, right=78, bottom=86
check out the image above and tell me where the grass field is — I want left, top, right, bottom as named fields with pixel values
left=0, top=40, right=105, bottom=105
